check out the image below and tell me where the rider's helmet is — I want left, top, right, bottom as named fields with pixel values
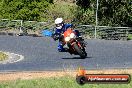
left=55, top=18, right=64, bottom=29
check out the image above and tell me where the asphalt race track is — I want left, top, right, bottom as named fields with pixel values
left=0, top=35, right=132, bottom=71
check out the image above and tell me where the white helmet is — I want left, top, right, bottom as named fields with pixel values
left=55, top=18, right=64, bottom=29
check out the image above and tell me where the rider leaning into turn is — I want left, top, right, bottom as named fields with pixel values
left=52, top=18, right=83, bottom=52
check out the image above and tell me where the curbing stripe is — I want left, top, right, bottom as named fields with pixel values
left=0, top=51, right=24, bottom=64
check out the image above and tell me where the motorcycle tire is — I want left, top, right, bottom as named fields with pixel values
left=73, top=43, right=87, bottom=59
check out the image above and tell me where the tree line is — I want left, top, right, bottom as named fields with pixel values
left=76, top=0, right=132, bottom=27
left=0, top=0, right=53, bottom=21
left=0, top=0, right=131, bottom=27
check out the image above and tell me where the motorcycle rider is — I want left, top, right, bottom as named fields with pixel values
left=52, top=18, right=83, bottom=52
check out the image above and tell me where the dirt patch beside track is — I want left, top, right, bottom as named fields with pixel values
left=0, top=69, right=132, bottom=81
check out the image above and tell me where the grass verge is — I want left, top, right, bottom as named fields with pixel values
left=0, top=75, right=131, bottom=88
left=0, top=52, right=8, bottom=61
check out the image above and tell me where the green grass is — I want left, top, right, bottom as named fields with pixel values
left=0, top=76, right=131, bottom=88
left=0, top=52, right=8, bottom=61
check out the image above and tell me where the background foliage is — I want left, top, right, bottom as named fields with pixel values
left=76, top=0, right=132, bottom=27
left=0, top=0, right=53, bottom=21
left=0, top=0, right=131, bottom=27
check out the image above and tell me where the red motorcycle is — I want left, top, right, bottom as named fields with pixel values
left=61, top=28, right=87, bottom=58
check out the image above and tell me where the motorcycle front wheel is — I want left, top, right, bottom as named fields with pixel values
left=73, top=43, right=87, bottom=59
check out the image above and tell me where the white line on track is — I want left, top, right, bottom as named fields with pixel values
left=0, top=51, right=24, bottom=64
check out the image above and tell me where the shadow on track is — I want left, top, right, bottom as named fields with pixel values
left=62, top=56, right=92, bottom=59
